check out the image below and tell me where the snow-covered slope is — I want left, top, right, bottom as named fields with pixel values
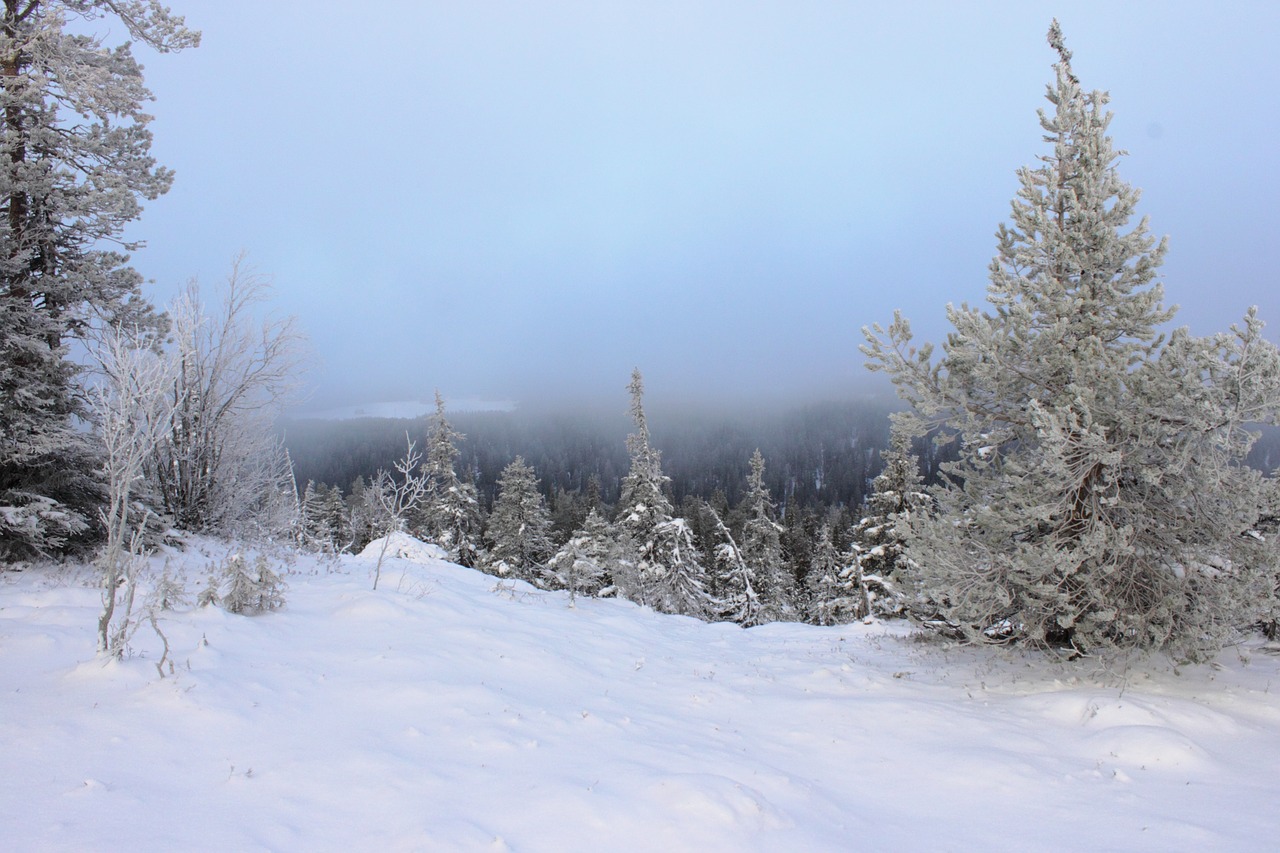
left=3, top=540, right=1280, bottom=851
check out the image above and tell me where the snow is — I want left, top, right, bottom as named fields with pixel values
left=358, top=530, right=448, bottom=563
left=4, top=537, right=1280, bottom=850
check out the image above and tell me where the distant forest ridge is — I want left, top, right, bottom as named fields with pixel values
left=285, top=397, right=907, bottom=513
left=283, top=398, right=1280, bottom=515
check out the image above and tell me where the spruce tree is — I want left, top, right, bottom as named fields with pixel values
left=320, top=485, right=352, bottom=552
left=483, top=456, right=554, bottom=581
left=300, top=481, right=349, bottom=553
left=0, top=1, right=197, bottom=557
left=707, top=503, right=764, bottom=625
left=849, top=424, right=930, bottom=617
left=806, top=522, right=860, bottom=625
left=614, top=369, right=714, bottom=617
left=545, top=508, right=614, bottom=602
left=419, top=391, right=482, bottom=566
left=739, top=449, right=791, bottom=619
left=649, top=516, right=715, bottom=619
left=345, top=476, right=379, bottom=553
left=862, top=21, right=1280, bottom=657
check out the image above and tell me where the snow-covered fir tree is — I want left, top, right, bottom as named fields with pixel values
left=0, top=2, right=197, bottom=558
left=807, top=523, right=862, bottom=626
left=738, top=449, right=792, bottom=619
left=300, top=481, right=349, bottom=553
left=418, top=392, right=483, bottom=567
left=220, top=554, right=286, bottom=615
left=648, top=517, right=716, bottom=619
left=614, top=369, right=715, bottom=618
left=614, top=369, right=670, bottom=574
left=707, top=504, right=765, bottom=626
left=544, top=508, right=614, bottom=602
left=862, top=21, right=1280, bottom=658
left=150, top=560, right=188, bottom=612
left=300, top=481, right=323, bottom=543
left=320, top=485, right=352, bottom=551
left=344, top=476, right=380, bottom=553
left=483, top=456, right=554, bottom=581
left=848, top=424, right=930, bottom=617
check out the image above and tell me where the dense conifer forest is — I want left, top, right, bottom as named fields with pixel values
left=281, top=396, right=946, bottom=514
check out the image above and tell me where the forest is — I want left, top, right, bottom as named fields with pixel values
left=284, top=397, right=920, bottom=512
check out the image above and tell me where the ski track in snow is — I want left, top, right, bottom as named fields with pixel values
left=3, top=538, right=1280, bottom=851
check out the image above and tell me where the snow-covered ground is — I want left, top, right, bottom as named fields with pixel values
left=4, top=539, right=1280, bottom=851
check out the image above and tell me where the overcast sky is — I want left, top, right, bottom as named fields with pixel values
left=119, top=1, right=1280, bottom=411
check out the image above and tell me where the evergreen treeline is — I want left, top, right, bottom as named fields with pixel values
left=283, top=397, right=932, bottom=515
left=293, top=372, right=928, bottom=627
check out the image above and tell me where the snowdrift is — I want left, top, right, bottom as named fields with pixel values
left=3, top=536, right=1280, bottom=850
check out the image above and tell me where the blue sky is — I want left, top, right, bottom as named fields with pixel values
left=120, top=1, right=1280, bottom=409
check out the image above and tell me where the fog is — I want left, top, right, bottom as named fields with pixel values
left=121, top=2, right=1280, bottom=412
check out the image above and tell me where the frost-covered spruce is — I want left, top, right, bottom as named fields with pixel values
left=647, top=517, right=716, bottom=619
left=220, top=555, right=286, bottom=615
left=151, top=561, right=190, bottom=612
left=807, top=523, right=863, bottom=626
left=196, top=570, right=220, bottom=608
left=708, top=504, right=765, bottom=626
left=300, top=481, right=332, bottom=551
left=614, top=370, right=715, bottom=618
left=614, top=369, right=673, bottom=594
left=320, top=484, right=353, bottom=551
left=301, top=480, right=353, bottom=553
left=0, top=3, right=197, bottom=559
left=483, top=457, right=554, bottom=582
left=738, top=450, right=793, bottom=619
left=344, top=476, right=381, bottom=553
left=862, top=21, right=1280, bottom=658
left=849, top=425, right=929, bottom=618
left=545, top=509, right=614, bottom=601
left=418, top=392, right=483, bottom=567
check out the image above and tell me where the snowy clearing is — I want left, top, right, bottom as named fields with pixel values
left=3, top=539, right=1280, bottom=851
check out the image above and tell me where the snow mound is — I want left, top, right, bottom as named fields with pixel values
left=358, top=531, right=447, bottom=563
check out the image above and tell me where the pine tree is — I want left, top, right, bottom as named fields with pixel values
left=862, top=21, right=1280, bottom=658
left=0, top=1, right=197, bottom=558
left=419, top=391, right=482, bottom=566
left=483, top=456, right=554, bottom=581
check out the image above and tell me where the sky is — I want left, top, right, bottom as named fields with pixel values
left=114, top=1, right=1280, bottom=411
